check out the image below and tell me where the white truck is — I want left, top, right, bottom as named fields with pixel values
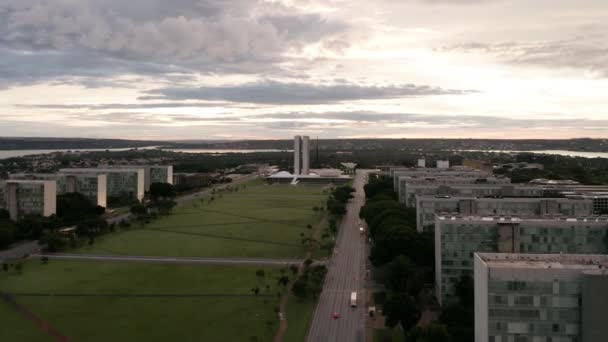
left=350, top=292, right=357, bottom=307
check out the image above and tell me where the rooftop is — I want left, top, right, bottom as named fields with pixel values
left=476, top=253, right=608, bottom=270
left=437, top=215, right=608, bottom=224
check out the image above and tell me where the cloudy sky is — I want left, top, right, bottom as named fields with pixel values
left=1, top=0, right=608, bottom=140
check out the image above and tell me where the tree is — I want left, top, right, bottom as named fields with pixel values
left=256, top=269, right=266, bottom=279
left=57, top=192, right=105, bottom=226
left=277, top=276, right=289, bottom=287
left=0, top=220, right=16, bottom=249
left=149, top=183, right=176, bottom=200
left=130, top=203, right=148, bottom=217
left=406, top=324, right=452, bottom=342
left=383, top=292, right=420, bottom=332
left=387, top=255, right=423, bottom=296
left=326, top=198, right=346, bottom=216
left=292, top=279, right=308, bottom=298
left=40, top=230, right=66, bottom=252
left=251, top=287, right=260, bottom=296
left=289, top=264, right=299, bottom=276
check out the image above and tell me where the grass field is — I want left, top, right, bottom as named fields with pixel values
left=78, top=181, right=329, bottom=258
left=0, top=260, right=289, bottom=342
left=283, top=296, right=316, bottom=342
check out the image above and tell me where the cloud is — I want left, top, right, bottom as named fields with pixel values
left=441, top=36, right=608, bottom=76
left=0, top=0, right=350, bottom=87
left=142, top=80, right=477, bottom=104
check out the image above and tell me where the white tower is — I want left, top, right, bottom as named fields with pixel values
left=302, top=136, right=310, bottom=175
left=294, top=136, right=301, bottom=175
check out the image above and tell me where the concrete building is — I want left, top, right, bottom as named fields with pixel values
left=294, top=136, right=301, bottom=175
left=391, top=167, right=491, bottom=191
left=436, top=215, right=608, bottom=305
left=400, top=180, right=531, bottom=206
left=474, top=253, right=608, bottom=342
left=100, top=165, right=173, bottom=191
left=173, top=173, right=214, bottom=188
left=9, top=173, right=107, bottom=208
left=59, top=168, right=145, bottom=203
left=416, top=195, right=594, bottom=231
left=0, top=180, right=57, bottom=221
left=302, top=136, right=310, bottom=175
left=437, top=160, right=450, bottom=169
left=398, top=176, right=512, bottom=204
left=418, top=159, right=426, bottom=168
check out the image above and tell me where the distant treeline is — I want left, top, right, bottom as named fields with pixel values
left=2, top=137, right=608, bottom=152
left=0, top=137, right=164, bottom=150
left=167, top=138, right=608, bottom=152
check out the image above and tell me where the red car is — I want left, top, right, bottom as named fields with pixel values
left=333, top=312, right=340, bottom=319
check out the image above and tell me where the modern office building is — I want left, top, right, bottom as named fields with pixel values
left=398, top=175, right=512, bottom=204
left=59, top=168, right=144, bottom=202
left=416, top=195, right=594, bottom=231
left=99, top=165, right=173, bottom=191
left=9, top=173, right=107, bottom=208
left=294, top=135, right=301, bottom=175
left=293, top=135, right=310, bottom=176
left=302, top=136, right=310, bottom=175
left=474, top=252, right=608, bottom=342
left=0, top=180, right=57, bottom=221
left=391, top=167, right=491, bottom=191
left=436, top=215, right=608, bottom=305
left=400, top=181, right=537, bottom=207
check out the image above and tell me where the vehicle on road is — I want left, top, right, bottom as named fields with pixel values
left=333, top=312, right=340, bottom=319
left=359, top=226, right=365, bottom=235
left=350, top=292, right=357, bottom=307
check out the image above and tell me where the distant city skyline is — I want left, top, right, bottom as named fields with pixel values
left=1, top=0, right=608, bottom=140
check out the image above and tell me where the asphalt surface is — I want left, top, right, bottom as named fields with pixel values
left=31, top=253, right=303, bottom=266
left=307, top=170, right=369, bottom=342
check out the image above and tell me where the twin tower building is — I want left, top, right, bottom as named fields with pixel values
left=293, top=135, right=311, bottom=176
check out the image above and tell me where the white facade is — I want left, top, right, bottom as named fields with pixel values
left=418, top=159, right=426, bottom=168
left=437, top=160, right=450, bottom=169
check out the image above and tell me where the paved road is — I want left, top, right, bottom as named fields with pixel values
left=0, top=241, right=41, bottom=263
left=31, top=253, right=303, bottom=266
left=0, top=174, right=259, bottom=263
left=307, top=170, right=369, bottom=342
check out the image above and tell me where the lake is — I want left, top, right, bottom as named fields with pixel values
left=460, top=149, right=608, bottom=159
left=0, top=147, right=290, bottom=159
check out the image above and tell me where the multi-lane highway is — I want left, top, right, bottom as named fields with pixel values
left=307, top=170, right=369, bottom=342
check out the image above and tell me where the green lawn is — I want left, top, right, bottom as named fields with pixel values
left=0, top=300, right=51, bottom=342
left=283, top=296, right=315, bottom=342
left=78, top=181, right=329, bottom=258
left=0, top=260, right=287, bottom=342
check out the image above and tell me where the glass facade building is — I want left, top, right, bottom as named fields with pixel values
left=436, top=216, right=608, bottom=305
left=474, top=253, right=608, bottom=342
left=418, top=196, right=595, bottom=232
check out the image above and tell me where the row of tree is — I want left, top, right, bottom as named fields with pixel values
left=362, top=175, right=459, bottom=342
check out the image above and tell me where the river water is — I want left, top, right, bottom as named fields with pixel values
left=0, top=147, right=290, bottom=159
